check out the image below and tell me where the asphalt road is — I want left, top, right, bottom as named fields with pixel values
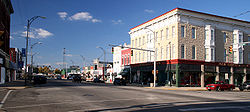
left=1, top=80, right=250, bottom=112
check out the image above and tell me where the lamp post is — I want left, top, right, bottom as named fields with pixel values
left=30, top=42, right=42, bottom=75
left=144, top=27, right=156, bottom=87
left=96, top=46, right=106, bottom=81
left=25, top=16, right=46, bottom=85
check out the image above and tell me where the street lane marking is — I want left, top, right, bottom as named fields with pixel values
left=0, top=90, right=13, bottom=109
left=179, top=106, right=250, bottom=111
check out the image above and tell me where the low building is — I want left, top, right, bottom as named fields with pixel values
left=129, top=8, right=250, bottom=87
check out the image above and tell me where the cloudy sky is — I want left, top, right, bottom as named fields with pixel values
left=10, top=0, right=250, bottom=69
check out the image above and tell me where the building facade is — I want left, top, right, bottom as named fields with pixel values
left=129, top=8, right=250, bottom=87
left=0, top=0, right=13, bottom=84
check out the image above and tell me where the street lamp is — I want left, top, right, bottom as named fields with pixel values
left=30, top=42, right=42, bottom=75
left=25, top=16, right=46, bottom=85
left=96, top=46, right=106, bottom=81
left=144, top=27, right=156, bottom=87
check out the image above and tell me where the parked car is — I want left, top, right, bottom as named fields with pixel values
left=206, top=81, right=235, bottom=91
left=113, top=78, right=126, bottom=86
left=239, top=80, right=250, bottom=91
left=33, top=75, right=47, bottom=84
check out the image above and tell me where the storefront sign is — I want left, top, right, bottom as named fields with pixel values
left=180, top=64, right=201, bottom=72
left=205, top=65, right=216, bottom=72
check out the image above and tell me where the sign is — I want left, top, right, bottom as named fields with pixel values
left=22, top=48, right=26, bottom=57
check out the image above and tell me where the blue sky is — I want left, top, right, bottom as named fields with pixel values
left=10, top=0, right=250, bottom=69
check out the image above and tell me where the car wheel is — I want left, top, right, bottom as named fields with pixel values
left=208, top=89, right=211, bottom=91
left=216, top=87, right=221, bottom=91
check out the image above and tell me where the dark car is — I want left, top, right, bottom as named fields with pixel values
left=239, top=80, right=250, bottom=91
left=33, top=75, right=47, bottom=84
left=113, top=78, right=126, bottom=86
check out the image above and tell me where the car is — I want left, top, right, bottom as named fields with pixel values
left=33, top=75, right=47, bottom=84
left=206, top=81, right=235, bottom=91
left=113, top=78, right=126, bottom=86
left=239, top=80, right=250, bottom=91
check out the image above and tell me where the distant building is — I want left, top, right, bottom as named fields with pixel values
left=0, top=0, right=14, bottom=84
left=129, top=8, right=250, bottom=87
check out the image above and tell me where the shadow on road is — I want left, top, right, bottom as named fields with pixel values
left=86, top=101, right=250, bottom=112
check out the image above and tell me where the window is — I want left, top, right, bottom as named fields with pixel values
left=239, top=34, right=243, bottom=43
left=239, top=49, right=242, bottom=63
left=156, top=32, right=158, bottom=42
left=224, top=49, right=227, bottom=62
left=172, top=45, right=175, bottom=59
left=160, top=30, right=163, bottom=40
left=172, top=26, right=175, bottom=38
left=205, top=48, right=209, bottom=60
left=248, top=52, right=250, bottom=62
left=135, top=39, right=137, bottom=47
left=127, top=54, right=130, bottom=64
left=139, top=51, right=141, bottom=62
left=192, top=27, right=196, bottom=39
left=132, top=40, right=134, bottom=48
left=181, top=26, right=185, bottom=37
left=192, top=45, right=196, bottom=59
left=248, top=35, right=250, bottom=45
left=211, top=29, right=214, bottom=41
left=233, top=51, right=237, bottom=62
left=166, top=28, right=169, bottom=39
left=135, top=52, right=137, bottom=62
left=181, top=44, right=185, bottom=59
left=223, top=32, right=227, bottom=43
left=166, top=46, right=169, bottom=59
left=142, top=52, right=145, bottom=62
left=142, top=36, right=145, bottom=45
left=139, top=38, right=141, bottom=47
left=147, top=34, right=149, bottom=44
left=150, top=34, right=153, bottom=43
left=211, top=48, right=214, bottom=61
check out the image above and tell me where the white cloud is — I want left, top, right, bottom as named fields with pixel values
left=144, top=9, right=154, bottom=13
left=35, top=28, right=53, bottom=38
left=92, top=19, right=102, bottom=23
left=65, top=54, right=72, bottom=57
left=21, top=28, right=53, bottom=39
left=69, top=12, right=93, bottom=21
left=57, top=12, right=68, bottom=20
left=68, top=12, right=101, bottom=23
left=112, top=19, right=123, bottom=24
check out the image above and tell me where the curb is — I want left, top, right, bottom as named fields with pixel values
left=144, top=87, right=207, bottom=91
left=0, top=86, right=31, bottom=90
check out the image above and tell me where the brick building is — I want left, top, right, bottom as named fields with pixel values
left=0, top=0, right=14, bottom=84
left=129, top=8, right=250, bottom=87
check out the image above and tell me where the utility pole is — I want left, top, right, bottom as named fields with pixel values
left=63, top=48, right=66, bottom=78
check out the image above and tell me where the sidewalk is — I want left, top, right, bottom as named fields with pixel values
left=0, top=80, right=32, bottom=90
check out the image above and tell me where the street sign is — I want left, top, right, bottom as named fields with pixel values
left=22, top=48, right=26, bottom=57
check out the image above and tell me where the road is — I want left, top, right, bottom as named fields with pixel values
left=1, top=80, right=250, bottom=112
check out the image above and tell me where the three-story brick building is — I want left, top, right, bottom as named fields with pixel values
left=129, top=8, right=250, bottom=87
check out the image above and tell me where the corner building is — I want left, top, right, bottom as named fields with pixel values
left=129, top=8, right=250, bottom=87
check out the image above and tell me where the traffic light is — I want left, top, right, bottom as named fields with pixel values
left=111, top=47, right=114, bottom=54
left=131, top=50, right=133, bottom=56
left=229, top=46, right=233, bottom=54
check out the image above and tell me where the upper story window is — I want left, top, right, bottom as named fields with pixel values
left=166, top=45, right=169, bottom=59
left=166, top=28, right=169, bottom=39
left=172, top=44, right=175, bottom=59
left=223, top=32, right=227, bottom=43
left=160, top=30, right=163, bottom=40
left=142, top=36, right=145, bottom=45
left=160, top=46, right=163, bottom=59
left=239, top=49, right=243, bottom=63
left=155, top=32, right=158, bottom=42
left=181, top=26, right=185, bottom=38
left=239, top=34, right=243, bottom=43
left=192, top=45, right=196, bottom=59
left=192, top=27, right=196, bottom=39
left=211, top=48, right=214, bottom=61
left=172, top=26, right=175, bottom=38
left=211, top=29, right=214, bottom=41
left=181, top=44, right=185, bottom=59
left=139, top=37, right=141, bottom=47
left=135, top=39, right=137, bottom=48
